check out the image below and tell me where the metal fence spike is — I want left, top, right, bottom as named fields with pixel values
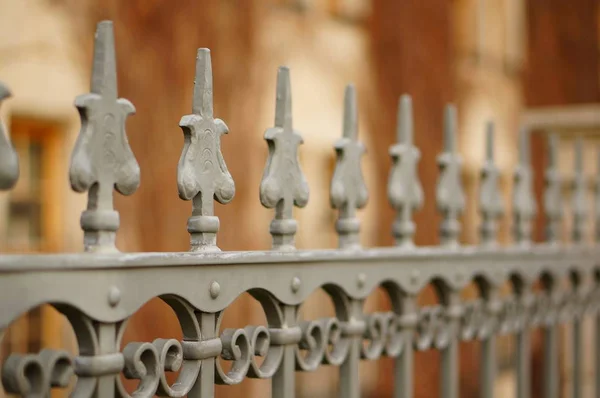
left=192, top=48, right=214, bottom=119
left=274, top=66, right=293, bottom=132
left=0, top=82, right=19, bottom=191
left=388, top=94, right=423, bottom=247
left=479, top=121, right=503, bottom=246
left=513, top=128, right=536, bottom=245
left=444, top=104, right=458, bottom=153
left=69, top=20, right=140, bottom=252
left=397, top=95, right=413, bottom=146
left=436, top=103, right=464, bottom=247
left=331, top=84, right=368, bottom=249
left=178, top=48, right=234, bottom=252
left=544, top=133, right=562, bottom=243
left=260, top=67, right=309, bottom=250
left=91, top=21, right=118, bottom=99
left=572, top=136, right=587, bottom=243
left=342, top=84, right=358, bottom=140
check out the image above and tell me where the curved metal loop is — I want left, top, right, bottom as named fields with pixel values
left=361, top=312, right=388, bottom=360
left=383, top=312, right=404, bottom=358
left=118, top=341, right=160, bottom=398
left=154, top=338, right=201, bottom=397
left=215, top=328, right=251, bottom=385
left=1, top=350, right=73, bottom=397
left=295, top=319, right=326, bottom=371
left=460, top=300, right=486, bottom=341
left=58, top=306, right=124, bottom=398
left=245, top=325, right=284, bottom=379
left=112, top=296, right=203, bottom=397
left=321, top=317, right=351, bottom=366
left=498, top=297, right=521, bottom=334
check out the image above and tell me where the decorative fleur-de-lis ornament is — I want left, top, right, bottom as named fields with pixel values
left=388, top=95, right=423, bottom=247
left=436, top=104, right=465, bottom=248
left=330, top=84, right=368, bottom=249
left=544, top=133, right=562, bottom=244
left=512, top=128, right=536, bottom=245
left=69, top=21, right=140, bottom=252
left=479, top=121, right=504, bottom=246
left=572, top=137, right=587, bottom=243
left=0, top=82, right=19, bottom=190
left=177, top=49, right=234, bottom=252
left=260, top=67, right=309, bottom=251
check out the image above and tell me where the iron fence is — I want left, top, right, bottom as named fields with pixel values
left=0, top=20, right=599, bottom=398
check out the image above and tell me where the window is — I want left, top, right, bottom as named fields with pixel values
left=1, top=117, right=63, bottom=367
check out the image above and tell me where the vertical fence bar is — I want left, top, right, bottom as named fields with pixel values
left=595, top=145, right=600, bottom=397
left=478, top=121, right=503, bottom=398
left=436, top=104, right=464, bottom=398
left=516, top=309, right=531, bottom=398
left=541, top=132, right=559, bottom=398
left=543, top=320, right=559, bottom=398
left=340, top=299, right=362, bottom=398
left=388, top=94, right=422, bottom=398
left=189, top=312, right=217, bottom=398
left=441, top=291, right=461, bottom=398
left=272, top=305, right=297, bottom=398
left=395, top=296, right=417, bottom=398
left=480, top=290, right=500, bottom=398
left=480, top=335, right=496, bottom=398
left=596, top=313, right=600, bottom=397
left=513, top=128, right=536, bottom=398
left=571, top=137, right=586, bottom=398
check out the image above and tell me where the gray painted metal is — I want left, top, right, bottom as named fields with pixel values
left=0, top=19, right=599, bottom=398
left=178, top=48, right=234, bottom=252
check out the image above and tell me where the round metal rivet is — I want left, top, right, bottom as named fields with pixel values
left=209, top=281, right=220, bottom=299
left=357, top=273, right=366, bottom=288
left=291, top=277, right=301, bottom=293
left=107, top=286, right=120, bottom=307
left=410, top=270, right=420, bottom=285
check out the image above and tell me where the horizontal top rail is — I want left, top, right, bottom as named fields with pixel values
left=0, top=244, right=595, bottom=271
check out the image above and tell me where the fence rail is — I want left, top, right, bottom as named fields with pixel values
left=0, top=20, right=599, bottom=398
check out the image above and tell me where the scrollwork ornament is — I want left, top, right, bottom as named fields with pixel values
left=460, top=300, right=486, bottom=341
left=215, top=328, right=251, bottom=385
left=414, top=306, right=450, bottom=351
left=2, top=350, right=73, bottom=397
left=361, top=312, right=388, bottom=360
left=295, top=319, right=326, bottom=371
left=320, top=317, right=351, bottom=366
left=245, top=325, right=284, bottom=379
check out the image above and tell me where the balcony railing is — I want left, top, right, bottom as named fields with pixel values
left=0, top=20, right=599, bottom=398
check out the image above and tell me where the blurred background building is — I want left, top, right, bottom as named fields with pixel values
left=0, top=0, right=598, bottom=397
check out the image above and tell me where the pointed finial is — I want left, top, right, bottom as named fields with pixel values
left=260, top=67, right=309, bottom=250
left=572, top=136, right=587, bottom=243
left=544, top=133, right=562, bottom=243
left=274, top=66, right=293, bottom=132
left=69, top=20, right=140, bottom=252
left=388, top=94, right=423, bottom=247
left=90, top=21, right=118, bottom=99
left=192, top=48, right=214, bottom=118
left=178, top=49, right=235, bottom=251
left=436, top=104, right=464, bottom=247
left=512, top=128, right=536, bottom=245
left=479, top=121, right=503, bottom=246
left=330, top=84, right=368, bottom=249
left=0, top=82, right=19, bottom=190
